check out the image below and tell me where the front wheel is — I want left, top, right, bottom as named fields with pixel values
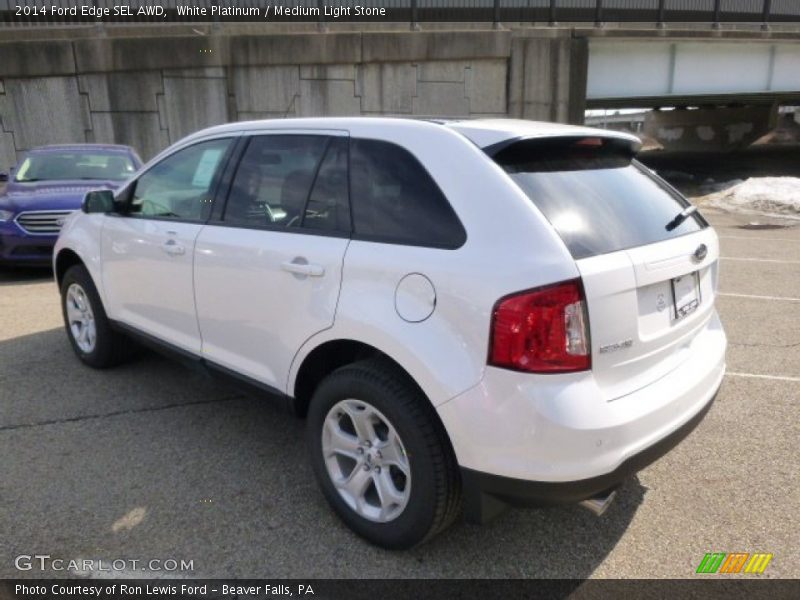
left=307, top=358, right=461, bottom=549
left=60, top=264, right=134, bottom=368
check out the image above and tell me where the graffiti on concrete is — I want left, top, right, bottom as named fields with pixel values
left=658, top=127, right=684, bottom=142
left=726, top=122, right=754, bottom=144
left=696, top=125, right=715, bottom=141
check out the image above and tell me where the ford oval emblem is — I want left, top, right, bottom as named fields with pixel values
left=693, top=244, right=708, bottom=262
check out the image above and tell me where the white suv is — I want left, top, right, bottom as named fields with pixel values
left=54, top=118, right=726, bottom=549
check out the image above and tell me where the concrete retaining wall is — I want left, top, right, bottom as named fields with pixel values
left=0, top=28, right=588, bottom=171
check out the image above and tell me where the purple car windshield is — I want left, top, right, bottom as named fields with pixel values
left=14, top=151, right=137, bottom=183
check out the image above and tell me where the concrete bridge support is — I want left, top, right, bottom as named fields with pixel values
left=508, top=32, right=588, bottom=125
left=644, top=104, right=780, bottom=152
left=0, top=27, right=588, bottom=172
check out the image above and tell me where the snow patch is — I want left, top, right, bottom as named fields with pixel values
left=694, top=177, right=800, bottom=220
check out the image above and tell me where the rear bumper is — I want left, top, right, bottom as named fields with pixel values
left=0, top=223, right=57, bottom=265
left=438, top=310, right=726, bottom=522
left=460, top=388, right=717, bottom=522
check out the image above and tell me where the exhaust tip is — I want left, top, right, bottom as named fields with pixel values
left=579, top=489, right=618, bottom=516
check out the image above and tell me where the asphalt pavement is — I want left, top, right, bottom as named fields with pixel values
left=0, top=209, right=797, bottom=579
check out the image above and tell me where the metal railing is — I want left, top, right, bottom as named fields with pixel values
left=1, top=0, right=798, bottom=28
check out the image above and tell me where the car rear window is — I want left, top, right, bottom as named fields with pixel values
left=491, top=137, right=706, bottom=260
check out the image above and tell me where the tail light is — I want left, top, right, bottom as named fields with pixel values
left=489, top=279, right=591, bottom=373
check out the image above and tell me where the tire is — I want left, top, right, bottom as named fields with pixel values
left=60, top=264, right=134, bottom=368
left=307, top=358, right=461, bottom=549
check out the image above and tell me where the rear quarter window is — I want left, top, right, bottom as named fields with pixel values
left=492, top=137, right=707, bottom=260
left=349, top=138, right=466, bottom=249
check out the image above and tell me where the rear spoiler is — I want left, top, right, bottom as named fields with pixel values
left=482, top=134, right=642, bottom=159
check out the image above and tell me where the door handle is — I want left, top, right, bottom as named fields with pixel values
left=281, top=260, right=325, bottom=277
left=162, top=239, right=186, bottom=256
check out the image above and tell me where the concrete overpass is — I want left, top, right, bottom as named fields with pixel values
left=586, top=36, right=800, bottom=150
left=587, top=38, right=800, bottom=108
left=0, top=21, right=799, bottom=170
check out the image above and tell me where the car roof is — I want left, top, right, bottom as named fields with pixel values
left=182, top=117, right=639, bottom=150
left=28, top=144, right=136, bottom=154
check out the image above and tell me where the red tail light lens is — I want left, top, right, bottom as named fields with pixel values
left=489, top=279, right=591, bottom=373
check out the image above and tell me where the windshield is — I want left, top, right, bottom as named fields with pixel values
left=492, top=137, right=707, bottom=260
left=14, top=151, right=137, bottom=183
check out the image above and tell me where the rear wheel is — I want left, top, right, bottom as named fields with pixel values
left=307, top=358, right=461, bottom=549
left=60, top=264, right=134, bottom=368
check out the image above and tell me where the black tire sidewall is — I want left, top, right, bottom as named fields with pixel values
left=307, top=366, right=443, bottom=550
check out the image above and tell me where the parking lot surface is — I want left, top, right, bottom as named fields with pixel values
left=1, top=210, right=797, bottom=579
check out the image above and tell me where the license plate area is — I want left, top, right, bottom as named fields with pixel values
left=671, top=271, right=701, bottom=320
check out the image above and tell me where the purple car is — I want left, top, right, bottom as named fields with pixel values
left=0, top=144, right=142, bottom=266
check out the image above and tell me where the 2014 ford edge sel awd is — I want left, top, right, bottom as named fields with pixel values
left=54, top=118, right=726, bottom=549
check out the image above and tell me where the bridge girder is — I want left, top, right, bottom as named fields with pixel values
left=587, top=39, right=800, bottom=108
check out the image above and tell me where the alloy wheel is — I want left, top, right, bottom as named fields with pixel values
left=321, top=399, right=412, bottom=523
left=65, top=283, right=96, bottom=353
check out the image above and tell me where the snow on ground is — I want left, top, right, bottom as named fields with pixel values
left=693, top=177, right=800, bottom=220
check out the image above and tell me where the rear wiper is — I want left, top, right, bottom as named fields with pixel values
left=665, top=205, right=697, bottom=232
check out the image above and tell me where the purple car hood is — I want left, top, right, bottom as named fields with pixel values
left=2, top=179, right=122, bottom=212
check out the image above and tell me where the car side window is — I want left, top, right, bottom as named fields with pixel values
left=223, top=135, right=329, bottom=229
left=349, top=139, right=466, bottom=249
left=128, top=138, right=233, bottom=221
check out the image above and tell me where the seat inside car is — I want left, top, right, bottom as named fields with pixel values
left=280, top=169, right=314, bottom=227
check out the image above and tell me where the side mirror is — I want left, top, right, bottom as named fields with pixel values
left=0, top=172, right=8, bottom=183
left=82, top=189, right=116, bottom=214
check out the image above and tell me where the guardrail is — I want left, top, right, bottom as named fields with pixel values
left=1, top=0, right=799, bottom=28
